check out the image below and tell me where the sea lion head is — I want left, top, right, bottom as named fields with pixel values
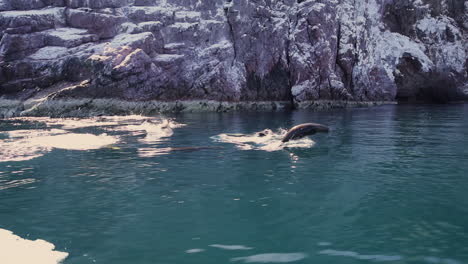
left=257, top=129, right=271, bottom=137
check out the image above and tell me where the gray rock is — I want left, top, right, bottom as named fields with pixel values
left=0, top=0, right=466, bottom=105
left=66, top=8, right=124, bottom=38
left=66, top=0, right=128, bottom=9
left=0, top=8, right=65, bottom=33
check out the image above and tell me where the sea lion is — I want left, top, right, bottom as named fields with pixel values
left=281, top=123, right=329, bottom=142
left=256, top=129, right=271, bottom=137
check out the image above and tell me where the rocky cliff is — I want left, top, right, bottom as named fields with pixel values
left=0, top=0, right=467, bottom=108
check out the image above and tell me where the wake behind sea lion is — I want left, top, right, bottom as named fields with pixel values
left=281, top=123, right=329, bottom=142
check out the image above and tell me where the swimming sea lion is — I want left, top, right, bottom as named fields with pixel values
left=281, top=123, right=329, bottom=142
left=256, top=129, right=271, bottom=137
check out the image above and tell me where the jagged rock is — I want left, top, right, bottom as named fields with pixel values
left=0, top=0, right=46, bottom=10
left=0, top=8, right=65, bottom=33
left=125, top=6, right=174, bottom=24
left=0, top=0, right=466, bottom=104
left=44, top=27, right=98, bottom=47
left=0, top=32, right=48, bottom=59
left=66, top=0, right=128, bottom=9
left=109, top=32, right=158, bottom=54
left=66, top=8, right=124, bottom=38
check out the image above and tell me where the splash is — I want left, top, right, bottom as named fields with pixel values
left=0, top=228, right=68, bottom=264
left=212, top=129, right=315, bottom=151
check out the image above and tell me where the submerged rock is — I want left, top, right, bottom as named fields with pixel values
left=0, top=0, right=466, bottom=105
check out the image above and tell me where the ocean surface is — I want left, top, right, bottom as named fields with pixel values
left=1, top=104, right=467, bottom=264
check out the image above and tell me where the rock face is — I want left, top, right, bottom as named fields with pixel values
left=0, top=0, right=467, bottom=104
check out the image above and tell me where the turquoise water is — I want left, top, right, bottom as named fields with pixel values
left=1, top=104, right=468, bottom=264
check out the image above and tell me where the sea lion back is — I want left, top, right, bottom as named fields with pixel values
left=281, top=123, right=329, bottom=142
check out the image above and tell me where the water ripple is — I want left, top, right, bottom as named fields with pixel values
left=0, top=178, right=36, bottom=190
left=231, top=253, right=308, bottom=263
left=318, top=249, right=403, bottom=262
left=209, top=244, right=253, bottom=250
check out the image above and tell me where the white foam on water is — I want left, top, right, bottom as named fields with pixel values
left=231, top=253, right=307, bottom=263
left=0, top=229, right=68, bottom=264
left=212, top=129, right=315, bottom=152
left=209, top=244, right=253, bottom=250
left=318, top=249, right=403, bottom=262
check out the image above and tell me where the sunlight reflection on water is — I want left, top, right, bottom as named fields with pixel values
left=0, top=116, right=185, bottom=162
left=318, top=249, right=403, bottom=262
left=0, top=228, right=68, bottom=264
left=0, top=132, right=118, bottom=162
left=108, top=119, right=185, bottom=144
left=0, top=178, right=36, bottom=191
left=1, top=105, right=467, bottom=264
